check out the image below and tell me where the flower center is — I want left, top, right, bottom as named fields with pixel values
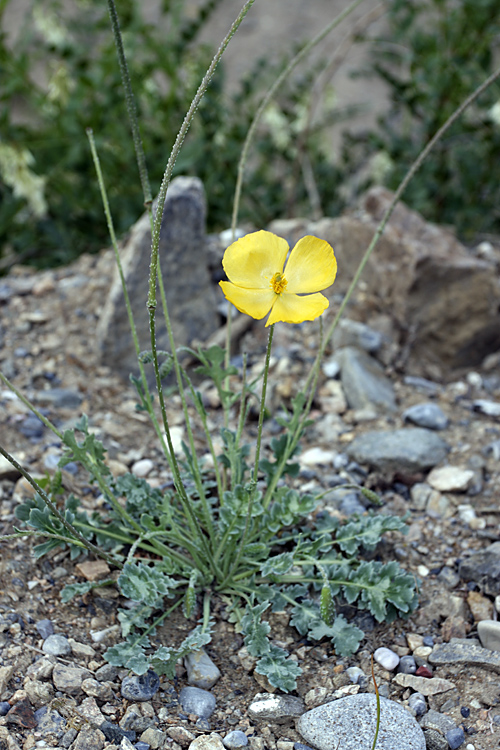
left=270, top=272, right=288, bottom=295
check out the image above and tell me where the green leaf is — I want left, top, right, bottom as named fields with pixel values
left=308, top=614, right=364, bottom=656
left=261, top=552, right=294, bottom=578
left=255, top=645, right=302, bottom=693
left=118, top=562, right=177, bottom=607
left=241, top=601, right=271, bottom=657
left=151, top=626, right=212, bottom=678
left=104, top=637, right=151, bottom=675
left=61, top=580, right=114, bottom=604
left=289, top=598, right=321, bottom=636
left=117, top=603, right=154, bottom=638
left=335, top=512, right=407, bottom=555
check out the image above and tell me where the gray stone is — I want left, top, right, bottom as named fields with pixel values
left=35, top=708, right=66, bottom=738
left=477, top=619, right=500, bottom=651
left=338, top=347, right=396, bottom=413
left=121, top=670, right=160, bottom=701
left=420, top=709, right=456, bottom=736
left=446, top=727, right=465, bottom=750
left=42, top=634, right=72, bottom=656
left=97, top=176, right=219, bottom=381
left=184, top=648, right=221, bottom=689
left=332, top=319, right=384, bottom=354
left=408, top=693, right=426, bottom=717
left=473, top=399, right=500, bottom=418
left=23, top=678, right=53, bottom=707
left=247, top=693, right=305, bottom=722
left=52, top=663, right=92, bottom=695
left=402, top=403, right=449, bottom=430
left=459, top=542, right=500, bottom=596
left=297, top=694, right=425, bottom=750
left=393, top=674, right=455, bottom=695
left=69, top=725, right=106, bottom=750
left=397, top=655, right=417, bottom=675
left=35, top=619, right=54, bottom=639
left=346, top=428, right=448, bottom=473
left=140, top=726, right=167, bottom=749
left=94, top=663, right=119, bottom=682
left=429, top=639, right=500, bottom=673
left=32, top=388, right=83, bottom=409
left=223, top=730, right=249, bottom=749
left=179, top=686, right=216, bottom=719
left=189, top=735, right=225, bottom=750
left=422, top=729, right=448, bottom=750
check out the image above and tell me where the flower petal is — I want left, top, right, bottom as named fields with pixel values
left=266, top=291, right=329, bottom=326
left=219, top=281, right=276, bottom=320
left=222, top=230, right=289, bottom=289
left=284, top=236, right=337, bottom=294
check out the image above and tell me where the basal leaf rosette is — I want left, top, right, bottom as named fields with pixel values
left=220, top=230, right=337, bottom=326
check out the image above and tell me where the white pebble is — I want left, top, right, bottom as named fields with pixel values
left=131, top=458, right=154, bottom=477
left=466, top=745, right=475, bottom=750
left=374, top=646, right=400, bottom=671
left=417, top=565, right=430, bottom=577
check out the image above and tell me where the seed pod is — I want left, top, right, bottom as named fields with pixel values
left=184, top=584, right=196, bottom=618
left=360, top=487, right=383, bottom=506
left=320, top=582, right=335, bottom=626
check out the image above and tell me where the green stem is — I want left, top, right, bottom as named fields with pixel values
left=0, top=445, right=121, bottom=568
left=253, top=324, right=274, bottom=484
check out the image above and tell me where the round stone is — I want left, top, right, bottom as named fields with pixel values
left=402, top=403, right=449, bottom=430
left=397, top=655, right=417, bottom=675
left=42, top=634, right=71, bottom=656
left=36, top=619, right=54, bottom=639
left=121, top=670, right=160, bottom=701
left=131, top=458, right=154, bottom=477
left=179, top=686, right=216, bottom=719
left=223, top=730, right=249, bottom=749
left=374, top=647, right=400, bottom=671
left=297, top=694, right=425, bottom=750
left=446, top=727, right=465, bottom=750
left=408, top=693, right=427, bottom=717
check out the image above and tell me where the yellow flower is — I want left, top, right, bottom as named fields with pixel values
left=219, top=230, right=337, bottom=327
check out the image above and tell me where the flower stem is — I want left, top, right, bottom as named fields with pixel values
left=253, top=324, right=274, bottom=484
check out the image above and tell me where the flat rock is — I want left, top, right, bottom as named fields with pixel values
left=338, top=346, right=396, bottom=413
left=402, top=403, right=449, bottom=430
left=247, top=693, right=305, bottom=722
left=393, top=674, right=455, bottom=695
left=52, top=663, right=92, bottom=695
left=427, top=465, right=474, bottom=492
left=179, top=686, right=216, bottom=719
left=458, top=541, right=500, bottom=596
left=346, top=428, right=448, bottom=473
left=297, top=694, right=425, bottom=750
left=97, top=176, right=219, bottom=381
left=429, top=638, right=500, bottom=673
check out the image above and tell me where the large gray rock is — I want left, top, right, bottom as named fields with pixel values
left=270, top=187, right=500, bottom=373
left=347, top=428, right=448, bottom=473
left=458, top=542, right=500, bottom=597
left=97, top=176, right=219, bottom=380
left=338, top=346, right=396, bottom=413
left=297, top=694, right=425, bottom=750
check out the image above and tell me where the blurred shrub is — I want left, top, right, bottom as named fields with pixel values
left=345, top=0, right=500, bottom=239
left=0, top=0, right=347, bottom=269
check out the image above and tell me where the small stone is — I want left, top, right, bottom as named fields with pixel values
left=437, top=567, right=461, bottom=589
left=0, top=666, right=14, bottom=695
left=413, top=647, right=433, bottom=659
left=427, top=466, right=474, bottom=492
left=422, top=636, right=434, bottom=648
left=446, top=727, right=465, bottom=749
left=408, top=693, right=426, bottom=717
left=23, top=679, right=53, bottom=707
left=42, top=634, right=71, bottom=656
left=179, top=687, right=216, bottom=719
left=472, top=399, right=500, bottom=418
left=430, top=637, right=500, bottom=672
left=247, top=693, right=305, bottom=722
left=26, top=657, right=55, bottom=681
left=131, top=459, right=154, bottom=477
left=74, top=560, right=111, bottom=581
left=415, top=667, right=433, bottom=678
left=403, top=403, right=449, bottom=430
left=407, top=634, right=424, bottom=651
left=100, top=720, right=136, bottom=744
left=121, top=670, right=160, bottom=702
left=35, top=620, right=54, bottom=639
left=338, top=346, right=396, bottom=413
left=299, top=447, right=335, bottom=467
left=184, top=648, right=221, bottom=689
left=397, top=655, right=417, bottom=675
left=69, top=725, right=106, bottom=750
left=167, top=726, right=196, bottom=746
left=68, top=638, right=97, bottom=659
left=52, top=663, right=92, bottom=695
left=32, top=388, right=83, bottom=409
left=459, top=542, right=500, bottom=596
left=297, top=694, right=425, bottom=750
left=374, top=647, right=400, bottom=670
left=140, top=727, right=167, bottom=749
left=477, top=620, right=500, bottom=651
left=82, top=678, right=114, bottom=700
left=347, top=428, right=448, bottom=474
left=410, top=483, right=433, bottom=510
left=0, top=702, right=10, bottom=716
left=467, top=590, right=492, bottom=622
left=420, top=709, right=456, bottom=736
left=345, top=666, right=366, bottom=684
left=95, top=663, right=119, bottom=682
left=35, top=708, right=66, bottom=738
left=223, top=730, right=249, bottom=749
left=189, top=735, right=225, bottom=750
left=393, top=674, right=455, bottom=695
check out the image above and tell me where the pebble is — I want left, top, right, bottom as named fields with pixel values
left=429, top=639, right=500, bottom=671
left=420, top=709, right=456, bottom=736
left=332, top=319, right=384, bottom=354
left=397, top=655, right=417, bottom=675
left=32, top=387, right=83, bottom=409
left=345, top=666, right=366, bottom=684
left=338, top=346, right=397, bottom=413
left=299, top=447, right=335, bottom=467
left=458, top=542, right=500, bottom=596
left=35, top=620, right=54, bottom=639
left=472, top=399, right=500, bottom=418
left=184, top=649, right=221, bottom=689
left=179, top=687, right=216, bottom=719
left=402, top=403, right=449, bottom=430
left=297, top=694, right=425, bottom=750
left=247, top=693, right=305, bottom=721
left=374, top=647, right=400, bottom=671
left=223, top=731, right=249, bottom=749
left=0, top=702, right=11, bottom=716
left=140, top=727, right=167, bottom=748
left=407, top=693, right=426, bottom=717
left=121, top=671, right=160, bottom=702
left=427, top=466, right=474, bottom=492
left=477, top=619, right=500, bottom=651
left=437, top=566, right=460, bottom=589
left=131, top=458, right=154, bottom=477
left=69, top=725, right=106, bottom=749
left=135, top=743, right=150, bottom=750
left=35, top=707, right=66, bottom=738
left=42, top=634, right=71, bottom=656
left=446, top=727, right=465, bottom=750
left=467, top=590, right=492, bottom=622
left=346, top=428, right=449, bottom=474
left=189, top=735, right=225, bottom=750
left=52, top=664, right=92, bottom=695
left=393, top=674, right=455, bottom=695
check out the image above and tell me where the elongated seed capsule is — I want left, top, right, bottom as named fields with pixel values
left=320, top=583, right=334, bottom=626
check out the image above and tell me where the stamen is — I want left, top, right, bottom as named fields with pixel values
left=270, top=272, right=287, bottom=295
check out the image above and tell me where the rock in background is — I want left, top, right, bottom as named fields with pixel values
left=96, top=177, right=219, bottom=381
left=270, top=186, right=500, bottom=376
